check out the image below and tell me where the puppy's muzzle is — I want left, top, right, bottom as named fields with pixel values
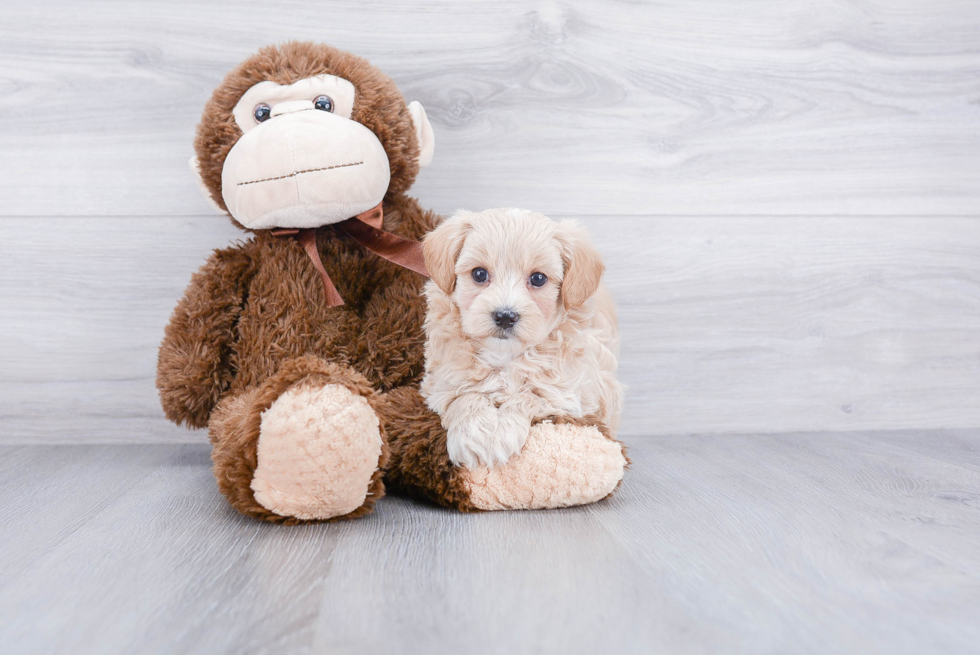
left=492, top=308, right=520, bottom=330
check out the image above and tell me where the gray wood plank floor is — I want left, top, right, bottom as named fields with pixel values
left=2, top=431, right=978, bottom=655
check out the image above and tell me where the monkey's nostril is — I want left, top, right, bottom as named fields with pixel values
left=492, top=309, right=520, bottom=329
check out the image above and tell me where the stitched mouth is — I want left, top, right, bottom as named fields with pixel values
left=238, top=161, right=364, bottom=186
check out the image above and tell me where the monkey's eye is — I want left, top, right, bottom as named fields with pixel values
left=253, top=103, right=272, bottom=123
left=313, top=95, right=334, bottom=112
left=471, top=268, right=489, bottom=284
left=529, top=272, right=548, bottom=287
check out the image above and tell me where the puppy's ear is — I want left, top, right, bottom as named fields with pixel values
left=555, top=220, right=605, bottom=309
left=423, top=212, right=471, bottom=294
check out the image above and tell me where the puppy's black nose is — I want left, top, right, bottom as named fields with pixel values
left=492, top=309, right=520, bottom=329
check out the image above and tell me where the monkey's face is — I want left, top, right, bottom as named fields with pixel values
left=193, top=43, right=435, bottom=231
left=221, top=74, right=391, bottom=230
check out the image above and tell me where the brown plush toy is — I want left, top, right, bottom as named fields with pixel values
left=157, top=41, right=627, bottom=523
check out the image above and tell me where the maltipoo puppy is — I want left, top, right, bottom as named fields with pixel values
left=421, top=208, right=623, bottom=468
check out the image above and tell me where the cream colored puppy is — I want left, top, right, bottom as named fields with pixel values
left=421, top=208, right=623, bottom=469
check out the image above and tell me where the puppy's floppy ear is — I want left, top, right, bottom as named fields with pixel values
left=423, top=212, right=471, bottom=294
left=555, top=220, right=605, bottom=309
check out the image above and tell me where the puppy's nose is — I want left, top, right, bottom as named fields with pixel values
left=492, top=309, right=520, bottom=329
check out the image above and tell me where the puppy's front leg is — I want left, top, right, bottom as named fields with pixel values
left=443, top=393, right=500, bottom=468
left=493, top=394, right=538, bottom=464
left=444, top=393, right=540, bottom=468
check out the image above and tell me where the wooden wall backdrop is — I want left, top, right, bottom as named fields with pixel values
left=1, top=0, right=978, bottom=443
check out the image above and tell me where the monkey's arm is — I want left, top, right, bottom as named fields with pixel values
left=351, top=197, right=438, bottom=389
left=354, top=267, right=428, bottom=390
left=156, top=246, right=253, bottom=429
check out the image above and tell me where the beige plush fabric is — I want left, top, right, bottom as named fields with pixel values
left=232, top=75, right=357, bottom=130
left=221, top=108, right=392, bottom=230
left=251, top=382, right=382, bottom=520
left=465, top=422, right=626, bottom=510
left=407, top=101, right=434, bottom=167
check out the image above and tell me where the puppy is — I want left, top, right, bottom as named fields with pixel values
left=421, top=208, right=623, bottom=468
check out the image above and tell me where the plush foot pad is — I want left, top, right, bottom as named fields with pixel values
left=464, top=422, right=626, bottom=510
left=251, top=383, right=382, bottom=520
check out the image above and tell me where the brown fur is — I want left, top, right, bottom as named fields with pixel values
left=378, top=386, right=478, bottom=512
left=158, top=42, right=622, bottom=522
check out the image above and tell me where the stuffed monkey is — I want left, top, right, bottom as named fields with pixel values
left=157, top=42, right=626, bottom=523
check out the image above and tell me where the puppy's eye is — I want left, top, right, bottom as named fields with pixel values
left=471, top=267, right=489, bottom=284
left=313, top=95, right=334, bottom=112
left=253, top=103, right=272, bottom=123
left=529, top=272, right=548, bottom=287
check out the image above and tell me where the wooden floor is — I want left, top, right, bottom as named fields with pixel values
left=2, top=430, right=978, bottom=654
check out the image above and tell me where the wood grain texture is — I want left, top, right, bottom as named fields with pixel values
left=2, top=215, right=978, bottom=443
left=2, top=0, right=979, bottom=217
left=603, top=215, right=980, bottom=435
left=1, top=434, right=978, bottom=654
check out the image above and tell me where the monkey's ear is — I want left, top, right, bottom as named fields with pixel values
left=189, top=156, right=227, bottom=214
left=407, top=101, right=435, bottom=167
left=423, top=212, right=470, bottom=294
left=555, top=220, right=605, bottom=310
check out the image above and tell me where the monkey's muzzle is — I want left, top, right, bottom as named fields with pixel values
left=221, top=109, right=391, bottom=230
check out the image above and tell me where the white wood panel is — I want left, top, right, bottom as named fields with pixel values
left=603, top=215, right=980, bottom=435
left=1, top=0, right=979, bottom=217
left=1, top=215, right=977, bottom=443
left=1, top=434, right=979, bottom=654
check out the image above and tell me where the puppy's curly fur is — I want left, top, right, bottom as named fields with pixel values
left=421, top=208, right=624, bottom=468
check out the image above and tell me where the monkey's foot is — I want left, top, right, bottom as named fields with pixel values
left=462, top=422, right=627, bottom=510
left=251, top=382, right=384, bottom=520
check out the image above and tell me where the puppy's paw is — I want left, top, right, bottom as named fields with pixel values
left=492, top=409, right=532, bottom=467
left=446, top=407, right=531, bottom=469
left=446, top=403, right=499, bottom=469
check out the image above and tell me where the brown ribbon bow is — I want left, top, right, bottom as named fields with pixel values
left=272, top=203, right=429, bottom=307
